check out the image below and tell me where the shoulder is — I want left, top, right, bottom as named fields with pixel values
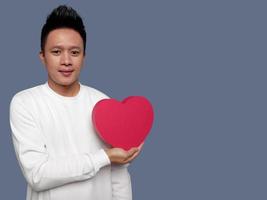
left=10, top=84, right=44, bottom=108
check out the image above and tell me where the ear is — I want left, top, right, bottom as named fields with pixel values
left=39, top=51, right=46, bottom=66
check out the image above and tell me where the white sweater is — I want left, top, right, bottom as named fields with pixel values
left=10, top=82, right=132, bottom=200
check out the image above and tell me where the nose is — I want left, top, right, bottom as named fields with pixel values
left=60, top=51, right=72, bottom=66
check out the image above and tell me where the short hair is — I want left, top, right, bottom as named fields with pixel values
left=41, top=5, right=86, bottom=53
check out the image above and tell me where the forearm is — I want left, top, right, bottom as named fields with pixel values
left=15, top=147, right=110, bottom=192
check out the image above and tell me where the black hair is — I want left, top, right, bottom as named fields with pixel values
left=41, top=5, right=86, bottom=53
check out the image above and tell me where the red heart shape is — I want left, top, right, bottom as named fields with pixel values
left=92, top=96, right=154, bottom=150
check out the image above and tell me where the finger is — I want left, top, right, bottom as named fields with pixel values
left=127, top=147, right=138, bottom=157
left=124, top=149, right=140, bottom=163
left=138, top=142, right=144, bottom=150
left=130, top=150, right=140, bottom=160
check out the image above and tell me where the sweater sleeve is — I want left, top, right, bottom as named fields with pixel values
left=111, top=164, right=132, bottom=200
left=9, top=96, right=110, bottom=192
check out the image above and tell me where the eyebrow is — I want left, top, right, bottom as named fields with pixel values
left=50, top=45, right=82, bottom=50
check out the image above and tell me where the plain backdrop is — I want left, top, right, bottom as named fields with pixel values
left=0, top=0, right=267, bottom=199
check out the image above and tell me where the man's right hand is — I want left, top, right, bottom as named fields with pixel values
left=104, top=143, right=144, bottom=164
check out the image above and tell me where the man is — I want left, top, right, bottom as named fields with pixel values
left=10, top=5, right=142, bottom=200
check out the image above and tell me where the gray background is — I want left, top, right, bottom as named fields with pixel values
left=0, top=0, right=266, bottom=199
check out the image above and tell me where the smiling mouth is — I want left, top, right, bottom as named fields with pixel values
left=59, top=70, right=74, bottom=77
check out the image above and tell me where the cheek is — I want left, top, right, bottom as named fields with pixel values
left=45, top=56, right=59, bottom=69
left=74, top=57, right=84, bottom=69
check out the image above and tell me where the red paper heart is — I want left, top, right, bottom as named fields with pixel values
left=92, top=96, right=154, bottom=150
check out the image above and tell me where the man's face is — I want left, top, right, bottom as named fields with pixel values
left=40, top=28, right=85, bottom=88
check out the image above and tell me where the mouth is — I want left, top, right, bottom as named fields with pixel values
left=58, top=69, right=74, bottom=77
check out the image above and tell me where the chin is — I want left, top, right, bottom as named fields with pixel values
left=49, top=75, right=79, bottom=87
left=61, top=81, right=77, bottom=87
left=53, top=79, right=77, bottom=87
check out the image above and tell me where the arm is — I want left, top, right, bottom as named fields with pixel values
left=9, top=97, right=110, bottom=192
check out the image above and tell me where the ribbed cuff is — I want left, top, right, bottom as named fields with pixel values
left=83, top=149, right=111, bottom=175
left=92, top=149, right=111, bottom=171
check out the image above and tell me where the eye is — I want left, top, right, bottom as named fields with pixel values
left=51, top=49, right=61, bottom=55
left=71, top=50, right=80, bottom=56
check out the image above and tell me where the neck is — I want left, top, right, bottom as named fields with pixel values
left=47, top=79, right=80, bottom=97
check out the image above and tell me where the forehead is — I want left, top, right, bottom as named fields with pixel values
left=45, top=28, right=83, bottom=48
